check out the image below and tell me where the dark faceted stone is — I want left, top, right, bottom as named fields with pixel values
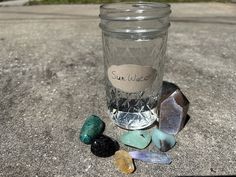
left=159, top=89, right=190, bottom=135
left=160, top=81, right=180, bottom=103
left=91, top=135, right=120, bottom=157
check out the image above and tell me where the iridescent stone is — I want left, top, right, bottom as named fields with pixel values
left=152, top=128, right=176, bottom=152
left=91, top=135, right=119, bottom=157
left=79, top=115, right=105, bottom=144
left=114, top=150, right=135, bottom=174
left=129, top=151, right=172, bottom=164
left=120, top=130, right=151, bottom=149
left=159, top=89, right=189, bottom=135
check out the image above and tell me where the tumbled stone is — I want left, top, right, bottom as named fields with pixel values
left=91, top=135, right=119, bottom=157
left=79, top=115, right=105, bottom=144
left=120, top=130, right=151, bottom=149
left=159, top=89, right=189, bottom=135
left=114, top=150, right=135, bottom=174
left=152, top=128, right=176, bottom=152
left=129, top=151, right=172, bottom=164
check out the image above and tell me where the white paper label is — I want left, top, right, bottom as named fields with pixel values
left=108, top=64, right=157, bottom=93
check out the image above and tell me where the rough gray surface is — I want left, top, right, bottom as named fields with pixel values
left=0, top=3, right=236, bottom=177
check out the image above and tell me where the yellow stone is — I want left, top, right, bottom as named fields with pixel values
left=114, top=150, right=135, bottom=174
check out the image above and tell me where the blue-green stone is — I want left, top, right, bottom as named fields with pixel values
left=120, top=130, right=151, bottom=149
left=79, top=115, right=105, bottom=144
left=152, top=128, right=176, bottom=152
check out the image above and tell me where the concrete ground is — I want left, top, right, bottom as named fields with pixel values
left=0, top=3, right=236, bottom=177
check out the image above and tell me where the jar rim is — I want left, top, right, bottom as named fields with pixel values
left=100, top=2, right=171, bottom=21
left=100, top=2, right=170, bottom=11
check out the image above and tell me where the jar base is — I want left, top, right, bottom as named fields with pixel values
left=108, top=108, right=158, bottom=130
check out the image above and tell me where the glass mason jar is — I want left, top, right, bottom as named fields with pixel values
left=99, top=2, right=171, bottom=130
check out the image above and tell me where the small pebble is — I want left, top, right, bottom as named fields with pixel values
left=120, top=130, right=151, bottom=149
left=79, top=115, right=105, bottom=144
left=91, top=135, right=119, bottom=157
left=152, top=128, right=176, bottom=152
left=114, top=150, right=135, bottom=174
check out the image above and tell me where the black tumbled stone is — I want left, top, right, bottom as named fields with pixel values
left=91, top=135, right=119, bottom=157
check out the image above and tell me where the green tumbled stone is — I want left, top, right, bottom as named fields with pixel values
left=120, top=130, right=151, bottom=149
left=152, top=128, right=176, bottom=152
left=79, top=115, right=105, bottom=144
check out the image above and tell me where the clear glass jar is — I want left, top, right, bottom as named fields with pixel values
left=99, top=2, right=171, bottom=130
